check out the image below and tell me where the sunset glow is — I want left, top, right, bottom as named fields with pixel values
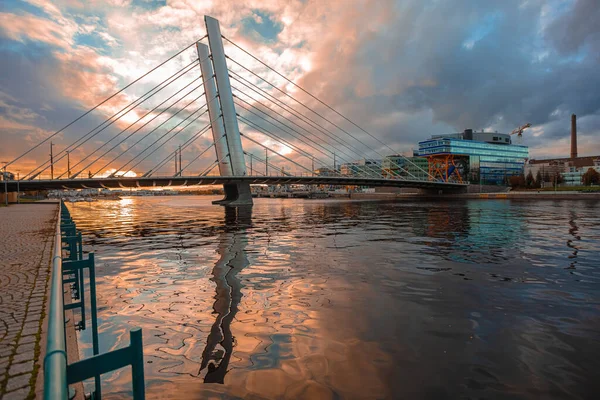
left=1, top=0, right=599, bottom=176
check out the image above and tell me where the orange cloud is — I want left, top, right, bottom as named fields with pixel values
left=0, top=12, right=74, bottom=48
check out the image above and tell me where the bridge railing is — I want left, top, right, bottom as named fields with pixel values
left=44, top=200, right=146, bottom=400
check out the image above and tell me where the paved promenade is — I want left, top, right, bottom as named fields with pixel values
left=0, top=204, right=57, bottom=400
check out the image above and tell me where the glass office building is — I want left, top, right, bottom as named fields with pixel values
left=417, top=131, right=529, bottom=184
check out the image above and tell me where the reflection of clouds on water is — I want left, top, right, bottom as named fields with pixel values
left=67, top=197, right=600, bottom=399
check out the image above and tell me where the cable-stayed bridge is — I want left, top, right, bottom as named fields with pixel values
left=2, top=16, right=466, bottom=205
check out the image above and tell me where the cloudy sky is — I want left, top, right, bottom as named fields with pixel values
left=0, top=0, right=599, bottom=177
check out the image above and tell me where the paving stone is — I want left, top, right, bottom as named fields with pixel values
left=18, top=335, right=36, bottom=345
left=0, top=202, right=57, bottom=399
left=22, top=321, right=39, bottom=331
left=8, top=360, right=33, bottom=376
left=16, top=342, right=35, bottom=355
left=6, top=373, right=31, bottom=392
left=20, top=327, right=38, bottom=337
left=12, top=350, right=35, bottom=363
left=24, top=316, right=41, bottom=324
left=3, top=387, right=30, bottom=400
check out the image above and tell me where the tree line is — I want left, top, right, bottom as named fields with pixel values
left=509, top=167, right=600, bottom=189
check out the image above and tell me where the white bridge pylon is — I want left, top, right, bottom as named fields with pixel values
left=199, top=16, right=252, bottom=206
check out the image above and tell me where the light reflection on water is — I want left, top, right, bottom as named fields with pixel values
left=68, top=196, right=600, bottom=399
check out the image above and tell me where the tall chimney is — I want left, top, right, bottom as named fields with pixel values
left=571, top=114, right=577, bottom=159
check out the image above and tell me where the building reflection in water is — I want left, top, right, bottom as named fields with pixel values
left=199, top=206, right=252, bottom=383
left=566, top=210, right=580, bottom=269
left=410, top=200, right=526, bottom=265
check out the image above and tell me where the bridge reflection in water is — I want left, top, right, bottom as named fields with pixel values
left=200, top=206, right=251, bottom=383
left=65, top=197, right=600, bottom=399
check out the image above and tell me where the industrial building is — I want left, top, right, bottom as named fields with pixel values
left=526, top=115, right=600, bottom=186
left=417, top=129, right=529, bottom=184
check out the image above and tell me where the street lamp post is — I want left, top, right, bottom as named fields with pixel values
left=66, top=151, right=71, bottom=178
left=50, top=142, right=54, bottom=180
left=2, top=164, right=7, bottom=206
left=16, top=171, right=19, bottom=204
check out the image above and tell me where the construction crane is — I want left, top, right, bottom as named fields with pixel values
left=510, top=122, right=531, bottom=144
left=510, top=123, right=531, bottom=144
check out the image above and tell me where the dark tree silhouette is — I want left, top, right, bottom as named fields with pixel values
left=582, top=168, right=600, bottom=186
left=526, top=171, right=535, bottom=188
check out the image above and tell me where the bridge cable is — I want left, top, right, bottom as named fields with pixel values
left=239, top=116, right=379, bottom=178
left=227, top=59, right=420, bottom=180
left=70, top=80, right=204, bottom=178
left=99, top=101, right=209, bottom=177
left=230, top=72, right=370, bottom=159
left=144, top=109, right=223, bottom=177
left=230, top=71, right=416, bottom=181
left=232, top=84, right=390, bottom=179
left=144, top=124, right=212, bottom=177
left=233, top=98, right=365, bottom=176
left=118, top=107, right=209, bottom=177
left=223, top=36, right=431, bottom=179
left=229, top=74, right=396, bottom=179
left=199, top=159, right=221, bottom=176
left=64, top=77, right=202, bottom=179
left=239, top=132, right=313, bottom=176
left=4, top=36, right=207, bottom=171
left=244, top=161, right=265, bottom=176
left=233, top=95, right=336, bottom=163
left=236, top=114, right=340, bottom=176
left=236, top=112, right=328, bottom=167
left=106, top=85, right=215, bottom=175
left=176, top=143, right=215, bottom=177
left=27, top=59, right=201, bottom=180
left=243, top=152, right=290, bottom=177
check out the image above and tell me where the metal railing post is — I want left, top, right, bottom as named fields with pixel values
left=130, top=328, right=146, bottom=399
left=89, top=253, right=101, bottom=398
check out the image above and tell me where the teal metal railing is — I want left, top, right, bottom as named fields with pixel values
left=44, top=201, right=146, bottom=399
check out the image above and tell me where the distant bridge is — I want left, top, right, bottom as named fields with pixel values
left=3, top=16, right=466, bottom=206
left=3, top=175, right=465, bottom=192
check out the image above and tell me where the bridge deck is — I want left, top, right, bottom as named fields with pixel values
left=4, top=176, right=466, bottom=192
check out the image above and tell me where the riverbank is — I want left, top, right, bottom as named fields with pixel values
left=350, top=191, right=600, bottom=200
left=0, top=203, right=56, bottom=399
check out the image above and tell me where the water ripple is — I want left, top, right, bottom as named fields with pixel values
left=69, top=196, right=600, bottom=399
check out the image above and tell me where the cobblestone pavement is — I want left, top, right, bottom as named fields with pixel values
left=0, top=204, right=57, bottom=400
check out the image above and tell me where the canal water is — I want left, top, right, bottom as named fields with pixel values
left=67, top=196, right=600, bottom=399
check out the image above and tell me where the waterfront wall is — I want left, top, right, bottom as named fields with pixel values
left=350, top=191, right=600, bottom=200
left=0, top=192, right=17, bottom=203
